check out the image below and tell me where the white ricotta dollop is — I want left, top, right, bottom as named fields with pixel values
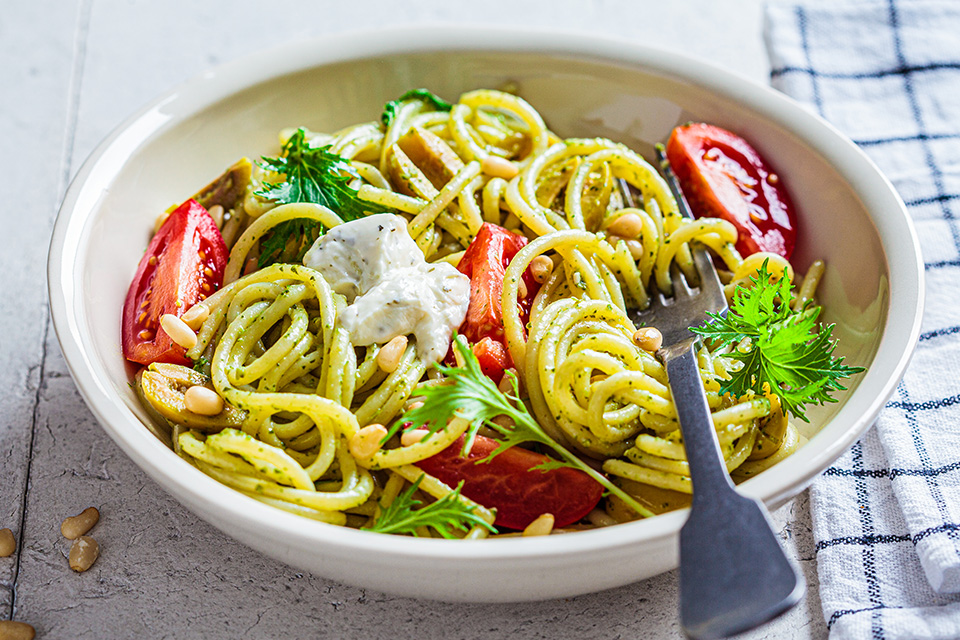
left=302, top=213, right=470, bottom=364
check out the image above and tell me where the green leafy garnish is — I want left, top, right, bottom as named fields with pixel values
left=364, top=474, right=495, bottom=538
left=381, top=89, right=454, bottom=128
left=691, top=261, right=864, bottom=421
left=255, top=127, right=368, bottom=267
left=390, top=336, right=655, bottom=517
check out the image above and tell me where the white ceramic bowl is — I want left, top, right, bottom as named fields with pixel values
left=48, top=26, right=923, bottom=602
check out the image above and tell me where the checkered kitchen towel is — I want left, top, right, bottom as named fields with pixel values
left=765, top=1, right=960, bottom=637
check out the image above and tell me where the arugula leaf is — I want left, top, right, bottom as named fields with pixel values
left=381, top=89, right=454, bottom=128
left=255, top=128, right=368, bottom=267
left=691, top=261, right=864, bottom=421
left=391, top=336, right=655, bottom=518
left=364, top=474, right=496, bottom=538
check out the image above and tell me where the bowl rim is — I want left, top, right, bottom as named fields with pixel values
left=47, top=24, right=924, bottom=567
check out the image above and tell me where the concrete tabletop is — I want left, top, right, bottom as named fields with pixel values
left=1, top=1, right=827, bottom=638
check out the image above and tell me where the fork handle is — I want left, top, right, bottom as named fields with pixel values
left=660, top=338, right=804, bottom=639
left=660, top=338, right=733, bottom=499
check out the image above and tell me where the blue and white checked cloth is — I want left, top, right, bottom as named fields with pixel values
left=765, top=1, right=960, bottom=637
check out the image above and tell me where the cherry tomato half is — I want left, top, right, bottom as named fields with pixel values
left=457, top=223, right=539, bottom=344
left=666, top=123, right=797, bottom=258
left=122, top=199, right=228, bottom=365
left=415, top=434, right=604, bottom=530
left=472, top=337, right=510, bottom=384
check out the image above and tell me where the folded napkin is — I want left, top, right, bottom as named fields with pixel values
left=765, top=0, right=960, bottom=637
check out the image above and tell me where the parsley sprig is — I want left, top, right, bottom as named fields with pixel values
left=389, top=336, right=655, bottom=518
left=364, top=474, right=495, bottom=538
left=381, top=89, right=453, bottom=128
left=691, top=262, right=863, bottom=421
left=255, top=127, right=368, bottom=267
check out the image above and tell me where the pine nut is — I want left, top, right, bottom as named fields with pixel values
left=154, top=210, right=171, bottom=233
left=406, top=401, right=424, bottom=412
left=207, top=204, right=224, bottom=227
left=400, top=429, right=431, bottom=447
left=530, top=255, right=554, bottom=284
left=0, top=528, right=15, bottom=557
left=68, top=535, right=100, bottom=572
left=159, top=314, right=198, bottom=350
left=492, top=415, right=514, bottom=429
left=498, top=368, right=520, bottom=395
left=349, top=424, right=387, bottom=459
left=183, top=386, right=224, bottom=416
left=522, top=513, right=555, bottom=537
left=481, top=155, right=519, bottom=180
left=633, top=327, right=663, bottom=352
left=623, top=239, right=645, bottom=261
left=180, top=303, right=210, bottom=329
left=377, top=336, right=408, bottom=373
left=0, top=621, right=36, bottom=640
left=607, top=212, right=644, bottom=238
left=60, top=507, right=99, bottom=540
left=517, top=278, right=528, bottom=299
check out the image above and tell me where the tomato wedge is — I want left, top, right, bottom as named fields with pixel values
left=122, top=199, right=228, bottom=365
left=457, top=223, right=539, bottom=344
left=666, top=123, right=797, bottom=258
left=414, top=434, right=604, bottom=530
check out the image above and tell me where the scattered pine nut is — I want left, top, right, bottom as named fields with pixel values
left=154, top=210, right=171, bottom=233
left=400, top=429, right=431, bottom=447
left=377, top=336, right=408, bottom=373
left=68, top=536, right=100, bottom=572
left=406, top=401, right=424, bottom=412
left=207, top=204, right=224, bottom=227
left=349, top=424, right=387, bottom=459
left=522, top=513, right=555, bottom=537
left=530, top=256, right=554, bottom=283
left=607, top=212, right=644, bottom=238
left=159, top=314, right=198, bottom=350
left=498, top=368, right=520, bottom=395
left=180, top=303, right=210, bottom=329
left=517, top=278, right=528, bottom=299
left=0, top=621, right=36, bottom=640
left=623, top=239, right=645, bottom=261
left=0, top=528, right=15, bottom=557
left=183, top=386, right=224, bottom=416
left=60, top=507, right=100, bottom=540
left=633, top=327, right=663, bottom=352
left=480, top=155, right=519, bottom=180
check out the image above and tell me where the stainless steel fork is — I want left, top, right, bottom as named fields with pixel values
left=623, top=151, right=804, bottom=639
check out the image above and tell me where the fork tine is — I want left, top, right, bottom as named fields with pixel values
left=670, top=263, right=694, bottom=300
left=692, top=246, right=727, bottom=313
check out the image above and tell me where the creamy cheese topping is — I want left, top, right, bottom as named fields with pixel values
left=303, top=213, right=470, bottom=363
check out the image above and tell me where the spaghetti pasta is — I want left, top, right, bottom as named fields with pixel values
left=130, top=87, right=827, bottom=536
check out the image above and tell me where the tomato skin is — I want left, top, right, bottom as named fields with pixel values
left=457, top=223, right=539, bottom=344
left=414, top=434, right=604, bottom=530
left=666, top=123, right=797, bottom=258
left=472, top=337, right=510, bottom=384
left=122, top=199, right=228, bottom=365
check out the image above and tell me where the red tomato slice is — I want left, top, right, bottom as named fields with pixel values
left=457, top=223, right=539, bottom=344
left=666, top=123, right=797, bottom=258
left=472, top=337, right=510, bottom=384
left=415, top=434, right=604, bottom=530
left=122, top=199, right=228, bottom=365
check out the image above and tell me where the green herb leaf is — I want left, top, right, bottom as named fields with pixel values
left=192, top=355, right=210, bottom=374
left=363, top=474, right=495, bottom=538
left=691, top=261, right=864, bottom=421
left=381, top=89, right=454, bottom=128
left=391, top=336, right=655, bottom=518
left=255, top=128, right=369, bottom=267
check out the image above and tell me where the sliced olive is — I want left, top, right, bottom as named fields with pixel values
left=396, top=126, right=464, bottom=190
left=748, top=408, right=788, bottom=461
left=387, top=144, right=439, bottom=199
left=191, top=157, right=253, bottom=213
left=139, top=363, right=245, bottom=433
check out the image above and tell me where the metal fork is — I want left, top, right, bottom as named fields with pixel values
left=621, top=151, right=804, bottom=639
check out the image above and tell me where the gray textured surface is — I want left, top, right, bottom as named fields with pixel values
left=2, top=1, right=828, bottom=638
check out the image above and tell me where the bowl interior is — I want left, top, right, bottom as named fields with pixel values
left=50, top=34, right=921, bottom=601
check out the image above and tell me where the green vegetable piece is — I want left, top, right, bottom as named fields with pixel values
left=255, top=128, right=369, bottom=267
left=191, top=157, right=252, bottom=213
left=364, top=475, right=495, bottom=538
left=381, top=89, right=454, bottom=128
left=691, top=261, right=864, bottom=421
left=390, top=336, right=655, bottom=518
